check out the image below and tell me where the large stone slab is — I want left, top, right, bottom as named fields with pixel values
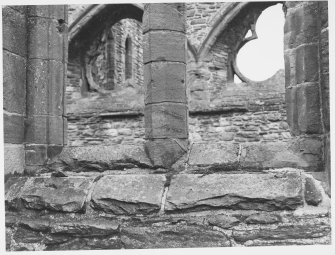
left=240, top=139, right=323, bottom=171
left=187, top=143, right=239, bottom=172
left=51, top=145, right=153, bottom=172
left=91, top=175, right=166, bottom=215
left=6, top=177, right=93, bottom=212
left=165, top=171, right=303, bottom=212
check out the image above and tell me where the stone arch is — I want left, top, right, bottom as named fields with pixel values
left=197, top=2, right=282, bottom=62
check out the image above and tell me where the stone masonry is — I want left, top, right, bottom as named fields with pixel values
left=3, top=2, right=331, bottom=251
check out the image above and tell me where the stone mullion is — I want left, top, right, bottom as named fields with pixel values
left=143, top=3, right=188, bottom=168
left=25, top=6, right=68, bottom=170
left=284, top=1, right=323, bottom=135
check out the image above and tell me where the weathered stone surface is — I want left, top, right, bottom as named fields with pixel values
left=50, top=219, right=119, bottom=236
left=4, top=144, right=25, bottom=176
left=240, top=140, right=322, bottom=171
left=296, top=83, right=322, bottom=134
left=295, top=44, right=319, bottom=84
left=24, top=116, right=48, bottom=144
left=145, top=103, right=188, bottom=139
left=143, top=3, right=185, bottom=33
left=4, top=114, right=24, bottom=144
left=120, top=225, right=230, bottom=248
left=233, top=224, right=331, bottom=244
left=245, top=213, right=281, bottom=224
left=2, top=7, right=27, bottom=57
left=144, top=62, right=187, bottom=104
left=91, top=175, right=166, bottom=215
left=3, top=50, right=26, bottom=114
left=143, top=31, right=186, bottom=64
left=145, top=138, right=188, bottom=168
left=26, top=59, right=49, bottom=115
left=6, top=177, right=93, bottom=212
left=48, top=116, right=64, bottom=145
left=304, top=176, right=323, bottom=206
left=188, top=143, right=239, bottom=172
left=53, top=145, right=153, bottom=171
left=207, top=215, right=240, bottom=229
left=25, top=145, right=48, bottom=166
left=165, top=172, right=303, bottom=212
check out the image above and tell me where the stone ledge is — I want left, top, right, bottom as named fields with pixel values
left=239, top=138, right=323, bottom=171
left=91, top=175, right=166, bottom=215
left=48, top=145, right=153, bottom=172
left=5, top=177, right=93, bottom=212
left=165, top=171, right=303, bottom=212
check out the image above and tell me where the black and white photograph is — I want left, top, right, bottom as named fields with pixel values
left=1, top=0, right=334, bottom=253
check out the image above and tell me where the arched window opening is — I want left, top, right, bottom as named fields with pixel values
left=125, top=36, right=133, bottom=80
left=235, top=4, right=285, bottom=82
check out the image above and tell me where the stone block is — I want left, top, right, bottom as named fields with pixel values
left=143, top=31, right=185, bottom=64
left=145, top=103, right=188, bottom=139
left=47, top=145, right=63, bottom=161
left=4, top=144, right=25, bottom=176
left=48, top=116, right=64, bottom=145
left=321, top=73, right=329, bottom=131
left=165, top=171, right=303, bottom=212
left=240, top=140, right=322, bottom=171
left=27, top=5, right=66, bottom=20
left=6, top=177, right=93, bottom=212
left=25, top=145, right=48, bottom=166
left=49, top=19, right=67, bottom=62
left=3, top=51, right=26, bottom=114
left=144, top=62, right=187, bottom=104
left=24, top=116, right=48, bottom=144
left=285, top=86, right=298, bottom=135
left=144, top=138, right=188, bottom=168
left=4, top=114, right=24, bottom=144
left=143, top=3, right=185, bottom=33
left=48, top=61, right=64, bottom=115
left=232, top=223, right=330, bottom=244
left=320, top=29, right=329, bottom=74
left=91, top=175, right=166, bottom=215
left=120, top=225, right=230, bottom=249
left=53, top=145, right=152, bottom=172
left=296, top=83, right=322, bottom=134
left=304, top=175, right=323, bottom=206
left=245, top=213, right=281, bottom=224
left=27, top=17, right=50, bottom=59
left=187, top=143, right=239, bottom=172
left=295, top=44, right=319, bottom=84
left=2, top=7, right=27, bottom=57
left=26, top=59, right=49, bottom=115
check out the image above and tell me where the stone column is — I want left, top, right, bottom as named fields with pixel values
left=284, top=1, right=330, bottom=192
left=3, top=6, right=28, bottom=177
left=25, top=6, right=68, bottom=172
left=143, top=3, right=188, bottom=168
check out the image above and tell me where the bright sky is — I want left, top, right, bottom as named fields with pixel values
left=236, top=4, right=285, bottom=82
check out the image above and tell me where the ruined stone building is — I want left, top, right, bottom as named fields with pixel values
left=3, top=2, right=331, bottom=250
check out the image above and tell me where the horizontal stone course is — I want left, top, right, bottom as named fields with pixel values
left=91, top=175, right=166, bottom=215
left=165, top=171, right=303, bottom=212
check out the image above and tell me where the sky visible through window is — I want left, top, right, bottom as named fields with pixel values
left=236, top=4, right=285, bottom=82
